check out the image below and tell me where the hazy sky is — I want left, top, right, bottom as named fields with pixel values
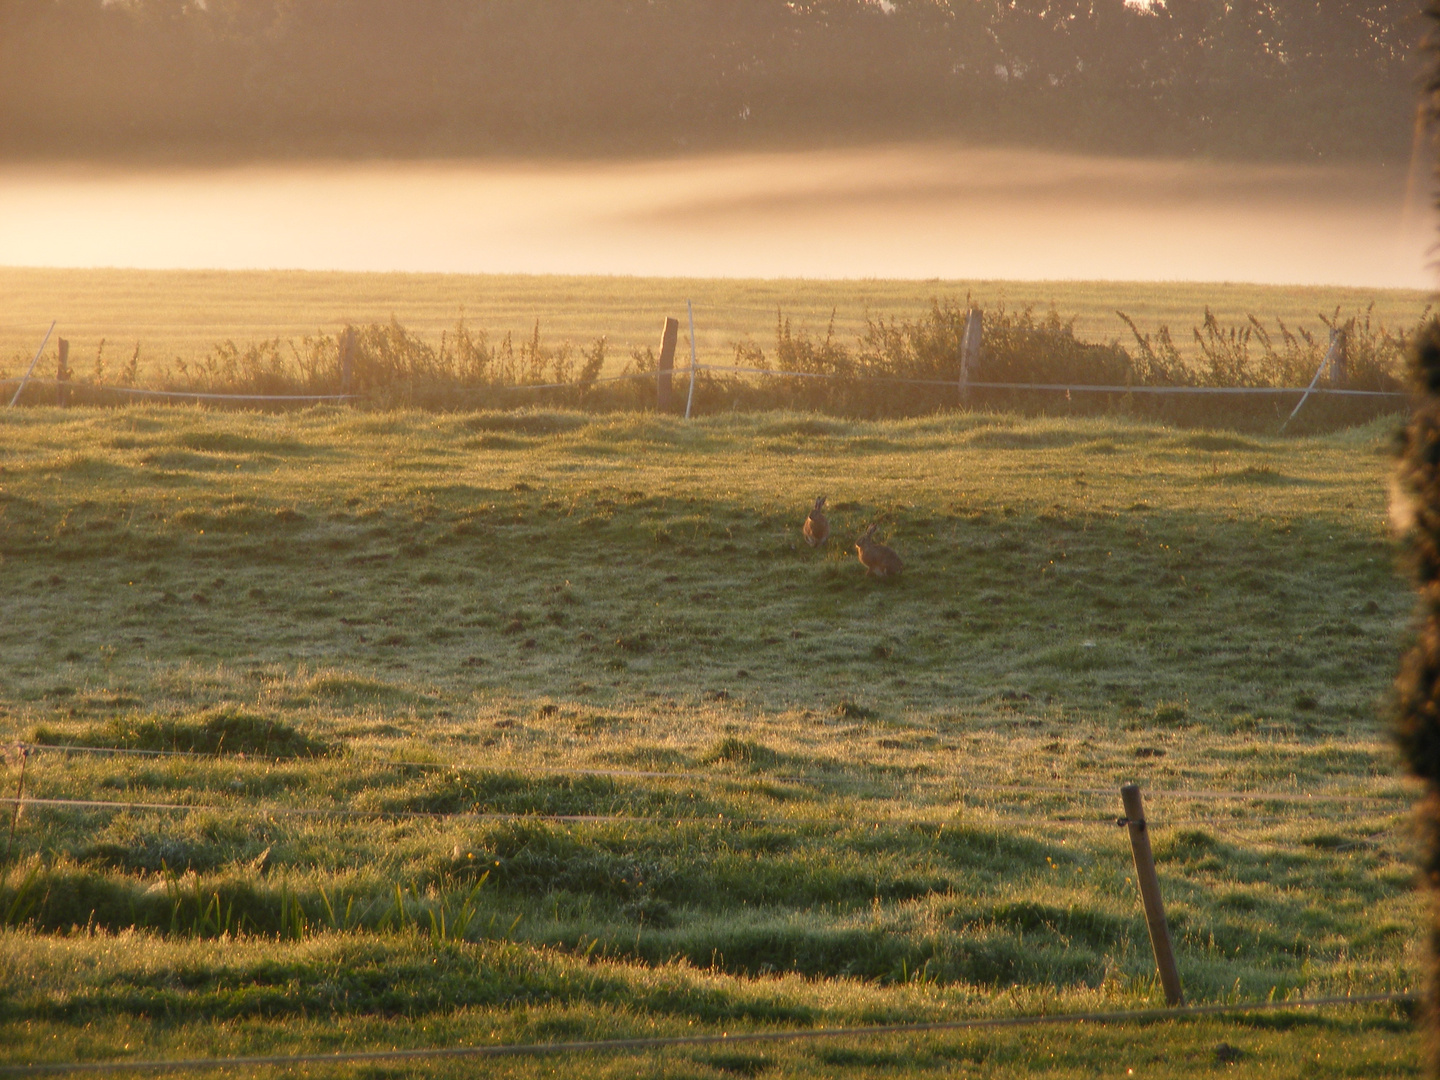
left=1, top=144, right=1430, bottom=287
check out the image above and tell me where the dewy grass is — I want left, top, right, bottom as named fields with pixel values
left=0, top=406, right=1423, bottom=1075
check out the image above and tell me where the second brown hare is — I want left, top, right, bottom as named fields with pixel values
left=803, top=495, right=830, bottom=547
left=855, top=524, right=903, bottom=578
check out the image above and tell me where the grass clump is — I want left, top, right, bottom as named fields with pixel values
left=703, top=739, right=785, bottom=771
left=32, top=709, right=332, bottom=759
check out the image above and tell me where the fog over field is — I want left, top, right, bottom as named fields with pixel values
left=2, top=143, right=1430, bottom=287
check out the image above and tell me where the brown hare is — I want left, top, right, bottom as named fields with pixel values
left=803, top=495, right=830, bottom=547
left=855, top=524, right=903, bottom=577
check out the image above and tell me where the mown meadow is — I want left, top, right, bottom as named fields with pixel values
left=0, top=267, right=1429, bottom=382
left=0, top=405, right=1422, bottom=1076
left=3, top=271, right=1425, bottom=441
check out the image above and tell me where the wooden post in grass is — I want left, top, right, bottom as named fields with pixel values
left=338, top=327, right=355, bottom=395
left=1119, top=783, right=1184, bottom=1006
left=55, top=338, right=70, bottom=407
left=958, top=308, right=983, bottom=404
left=657, top=317, right=679, bottom=412
left=1325, top=326, right=1348, bottom=387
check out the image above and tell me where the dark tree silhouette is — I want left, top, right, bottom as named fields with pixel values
left=1395, top=11, right=1440, bottom=1057
left=1397, top=324, right=1440, bottom=1064
left=0, top=0, right=1419, bottom=163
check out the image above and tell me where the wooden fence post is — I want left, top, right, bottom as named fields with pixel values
left=338, top=327, right=355, bottom=395
left=657, top=317, right=679, bottom=412
left=55, top=338, right=70, bottom=407
left=959, top=308, right=983, bottom=404
left=1325, top=326, right=1348, bottom=387
left=1120, top=783, right=1184, bottom=1006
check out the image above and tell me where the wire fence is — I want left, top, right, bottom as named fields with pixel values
left=698, top=363, right=1411, bottom=400
left=0, top=375, right=358, bottom=404
left=1, top=797, right=1388, bottom=841
left=0, top=762, right=1410, bottom=840
left=0, top=993, right=1412, bottom=1077
left=12, top=741, right=1411, bottom=807
left=0, top=747, right=1416, bottom=1070
left=0, top=793, right=1137, bottom=834
left=94, top=387, right=358, bottom=403
left=0, top=369, right=661, bottom=405
left=0, top=363, right=1410, bottom=407
left=0, top=795, right=627, bottom=827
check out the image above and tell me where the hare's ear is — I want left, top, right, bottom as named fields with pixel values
left=817, top=495, right=826, bottom=508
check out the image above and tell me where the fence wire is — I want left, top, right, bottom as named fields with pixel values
left=0, top=795, right=1125, bottom=834
left=693, top=364, right=1409, bottom=398
left=0, top=366, right=1410, bottom=403
left=0, top=993, right=1412, bottom=1077
left=12, top=743, right=1410, bottom=807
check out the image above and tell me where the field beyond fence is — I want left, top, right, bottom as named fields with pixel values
left=1, top=278, right=1428, bottom=432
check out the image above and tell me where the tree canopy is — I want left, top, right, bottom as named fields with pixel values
left=0, top=0, right=1420, bottom=162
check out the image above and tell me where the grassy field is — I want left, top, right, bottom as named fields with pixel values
left=0, top=404, right=1422, bottom=1076
left=0, top=267, right=1429, bottom=382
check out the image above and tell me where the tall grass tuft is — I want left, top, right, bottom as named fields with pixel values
left=0, top=858, right=505, bottom=944
left=31, top=710, right=333, bottom=759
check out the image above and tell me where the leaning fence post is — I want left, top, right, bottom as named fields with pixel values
left=1119, top=783, right=1184, bottom=1006
left=959, top=308, right=983, bottom=404
left=9, top=321, right=56, bottom=409
left=657, top=317, right=679, bottom=412
left=55, top=338, right=70, bottom=407
left=1281, top=330, right=1345, bottom=433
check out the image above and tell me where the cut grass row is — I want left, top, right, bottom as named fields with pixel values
left=0, top=405, right=1422, bottom=1075
left=0, top=267, right=1429, bottom=381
